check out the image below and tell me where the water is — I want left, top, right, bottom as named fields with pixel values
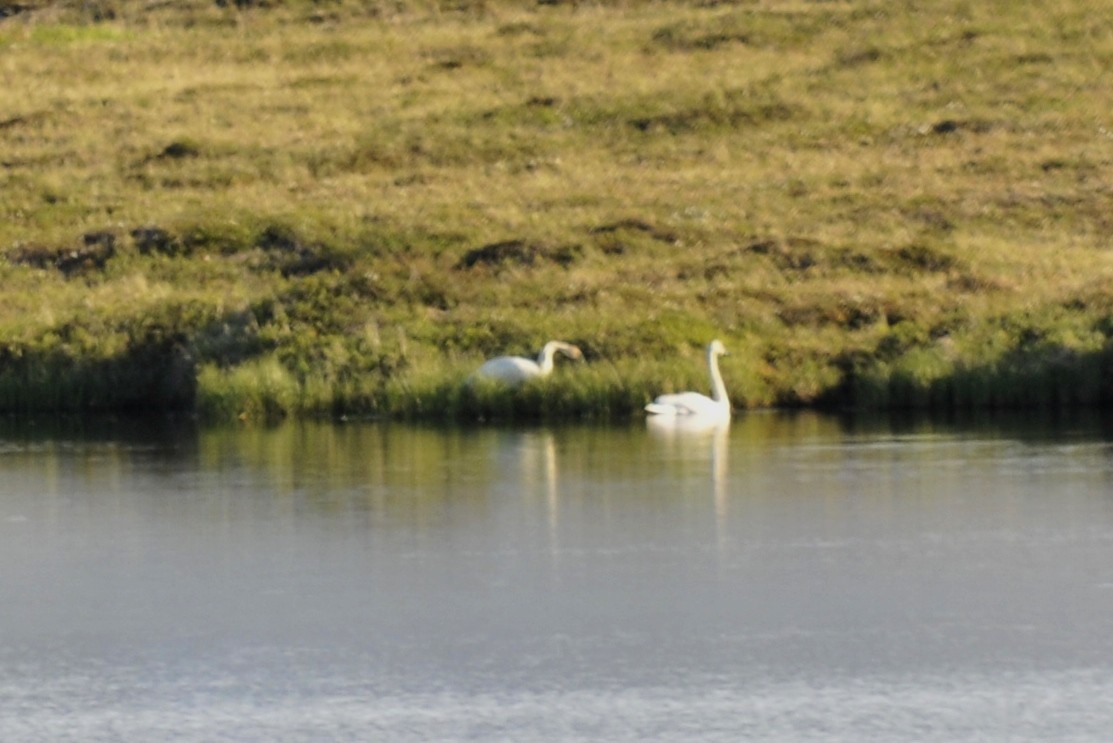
left=2, top=412, right=1113, bottom=741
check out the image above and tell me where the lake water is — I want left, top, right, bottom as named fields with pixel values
left=2, top=412, right=1113, bottom=741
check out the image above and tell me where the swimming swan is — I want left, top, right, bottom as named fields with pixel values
left=472, top=341, right=583, bottom=386
left=645, top=340, right=730, bottom=419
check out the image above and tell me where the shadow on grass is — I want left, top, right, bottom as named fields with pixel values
left=0, top=335, right=195, bottom=413
left=827, top=338, right=1113, bottom=412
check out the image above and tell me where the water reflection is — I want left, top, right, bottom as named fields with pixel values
left=6, top=409, right=1113, bottom=527
left=5, top=412, right=1113, bottom=741
left=646, top=415, right=731, bottom=551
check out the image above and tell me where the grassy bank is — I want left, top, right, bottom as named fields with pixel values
left=1, top=0, right=1112, bottom=420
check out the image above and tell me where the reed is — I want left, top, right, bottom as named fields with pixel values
left=1, top=0, right=1111, bottom=420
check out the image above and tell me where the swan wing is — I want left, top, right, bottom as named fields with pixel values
left=473, top=356, right=541, bottom=385
left=645, top=391, right=725, bottom=417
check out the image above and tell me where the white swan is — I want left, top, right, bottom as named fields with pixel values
left=645, top=340, right=730, bottom=420
left=472, top=341, right=583, bottom=386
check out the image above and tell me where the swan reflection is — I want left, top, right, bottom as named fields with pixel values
left=493, top=429, right=561, bottom=566
left=647, top=415, right=731, bottom=552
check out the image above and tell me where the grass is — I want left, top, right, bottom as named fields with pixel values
left=1, top=0, right=1112, bottom=420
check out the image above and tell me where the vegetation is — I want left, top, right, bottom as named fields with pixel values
left=1, top=0, right=1112, bottom=420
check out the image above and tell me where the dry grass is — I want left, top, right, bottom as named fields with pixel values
left=1, top=0, right=1112, bottom=418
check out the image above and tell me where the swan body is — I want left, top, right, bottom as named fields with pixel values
left=473, top=341, right=583, bottom=386
left=645, top=340, right=730, bottom=420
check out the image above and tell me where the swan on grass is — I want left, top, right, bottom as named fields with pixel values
left=472, top=341, right=583, bottom=386
left=645, top=340, right=730, bottom=420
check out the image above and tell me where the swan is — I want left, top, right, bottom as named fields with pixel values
left=645, top=340, right=730, bottom=420
left=472, top=340, right=583, bottom=386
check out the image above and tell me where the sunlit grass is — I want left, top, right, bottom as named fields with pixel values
left=1, top=0, right=1112, bottom=419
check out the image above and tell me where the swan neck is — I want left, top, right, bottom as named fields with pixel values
left=708, top=349, right=728, bottom=406
left=537, top=342, right=558, bottom=374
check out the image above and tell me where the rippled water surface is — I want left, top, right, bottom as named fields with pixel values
left=2, top=412, right=1113, bottom=741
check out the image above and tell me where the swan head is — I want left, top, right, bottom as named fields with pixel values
left=708, top=339, right=727, bottom=357
left=544, top=340, right=583, bottom=361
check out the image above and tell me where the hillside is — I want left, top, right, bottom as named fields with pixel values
left=1, top=0, right=1111, bottom=419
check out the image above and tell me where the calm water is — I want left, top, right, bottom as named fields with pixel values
left=2, top=412, right=1113, bottom=741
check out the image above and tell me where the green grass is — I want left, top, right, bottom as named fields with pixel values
left=1, top=0, right=1112, bottom=420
